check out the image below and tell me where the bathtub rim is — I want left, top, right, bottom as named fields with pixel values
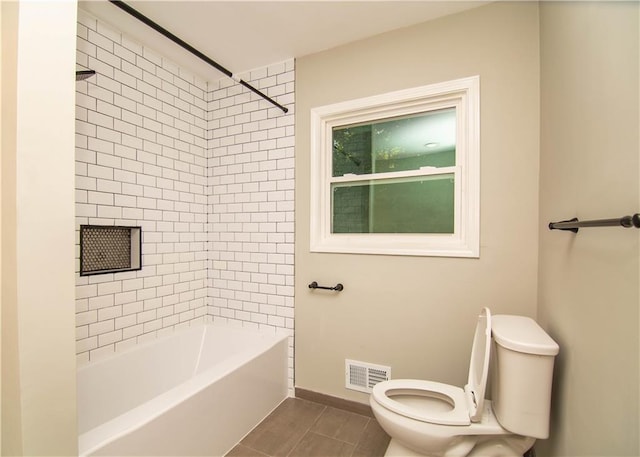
left=78, top=323, right=289, bottom=457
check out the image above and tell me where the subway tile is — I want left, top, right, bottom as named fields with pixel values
left=135, top=54, right=156, bottom=75
left=98, top=305, right=122, bottom=322
left=76, top=203, right=97, bottom=218
left=122, top=60, right=144, bottom=81
left=76, top=282, right=98, bottom=299
left=76, top=175, right=97, bottom=192
left=94, top=21, right=120, bottom=46
left=77, top=11, right=96, bottom=31
left=77, top=17, right=292, bottom=372
left=88, top=319, right=115, bottom=337
left=121, top=85, right=143, bottom=104
left=114, top=337, right=137, bottom=353
left=96, top=72, right=122, bottom=97
left=87, top=164, right=115, bottom=182
left=113, top=43, right=136, bottom=64
left=76, top=325, right=89, bottom=342
left=144, top=297, right=163, bottom=311
left=122, top=323, right=144, bottom=340
left=87, top=84, right=115, bottom=105
left=77, top=336, right=98, bottom=354
left=88, top=29, right=113, bottom=53
left=137, top=308, right=157, bottom=324
left=96, top=205, right=121, bottom=219
left=114, top=290, right=138, bottom=306
left=113, top=119, right=136, bottom=137
left=77, top=310, right=97, bottom=326
left=122, top=301, right=143, bottom=316
left=122, top=109, right=143, bottom=127
left=86, top=139, right=113, bottom=158
left=142, top=47, right=162, bottom=66
left=95, top=152, right=121, bottom=170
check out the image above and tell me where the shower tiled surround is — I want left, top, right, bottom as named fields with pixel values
left=74, top=10, right=294, bottom=389
left=207, top=66, right=295, bottom=384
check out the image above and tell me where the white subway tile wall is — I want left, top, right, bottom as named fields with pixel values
left=75, top=9, right=294, bottom=390
left=207, top=63, right=295, bottom=390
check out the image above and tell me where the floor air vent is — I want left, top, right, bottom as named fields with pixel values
left=345, top=359, right=391, bottom=393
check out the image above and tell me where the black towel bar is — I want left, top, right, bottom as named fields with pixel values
left=308, top=281, right=344, bottom=291
left=549, top=214, right=640, bottom=233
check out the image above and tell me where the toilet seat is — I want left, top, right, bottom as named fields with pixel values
left=371, top=308, right=493, bottom=427
left=372, top=379, right=470, bottom=425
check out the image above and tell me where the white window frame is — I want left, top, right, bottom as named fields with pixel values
left=310, top=76, right=480, bottom=257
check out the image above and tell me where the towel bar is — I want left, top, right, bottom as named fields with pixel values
left=548, top=214, right=640, bottom=233
left=308, top=281, right=344, bottom=291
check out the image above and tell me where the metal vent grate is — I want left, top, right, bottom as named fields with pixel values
left=368, top=368, right=390, bottom=388
left=345, top=359, right=391, bottom=393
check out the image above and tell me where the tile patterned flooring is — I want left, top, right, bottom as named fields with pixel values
left=226, top=397, right=391, bottom=457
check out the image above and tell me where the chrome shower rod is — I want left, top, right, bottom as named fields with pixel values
left=108, top=0, right=288, bottom=114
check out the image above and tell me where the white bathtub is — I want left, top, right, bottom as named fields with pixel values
left=77, top=323, right=289, bottom=456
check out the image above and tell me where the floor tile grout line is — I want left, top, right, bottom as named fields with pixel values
left=311, top=416, right=371, bottom=447
left=298, top=400, right=376, bottom=456
left=348, top=416, right=372, bottom=457
left=353, top=416, right=372, bottom=449
left=300, top=405, right=373, bottom=457
left=227, top=398, right=389, bottom=457
left=285, top=404, right=327, bottom=457
left=234, top=442, right=271, bottom=457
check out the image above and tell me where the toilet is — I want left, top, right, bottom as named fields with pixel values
left=370, top=308, right=559, bottom=457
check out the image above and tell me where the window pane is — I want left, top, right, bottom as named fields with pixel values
left=331, top=174, right=454, bottom=234
left=332, top=108, right=456, bottom=177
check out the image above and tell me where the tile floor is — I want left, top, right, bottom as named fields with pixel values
left=226, top=397, right=390, bottom=457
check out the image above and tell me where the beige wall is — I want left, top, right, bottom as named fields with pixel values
left=295, top=2, right=541, bottom=403
left=537, top=2, right=639, bottom=456
left=1, top=2, right=634, bottom=456
left=1, top=1, right=78, bottom=454
left=1, top=2, right=22, bottom=453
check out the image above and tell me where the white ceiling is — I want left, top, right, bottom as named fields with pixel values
left=79, top=1, right=487, bottom=83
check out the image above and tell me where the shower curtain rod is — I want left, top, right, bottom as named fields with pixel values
left=548, top=213, right=640, bottom=233
left=108, top=0, right=289, bottom=114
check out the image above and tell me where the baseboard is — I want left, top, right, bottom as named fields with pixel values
left=295, top=387, right=374, bottom=417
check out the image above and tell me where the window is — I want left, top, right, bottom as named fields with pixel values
left=310, top=76, right=479, bottom=257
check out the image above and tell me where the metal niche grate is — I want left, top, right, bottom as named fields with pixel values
left=80, top=225, right=141, bottom=276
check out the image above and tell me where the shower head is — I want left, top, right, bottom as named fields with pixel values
left=76, top=70, right=96, bottom=81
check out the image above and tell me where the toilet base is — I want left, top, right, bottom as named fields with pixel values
left=384, top=439, right=423, bottom=457
left=384, top=436, right=535, bottom=457
left=384, top=438, right=473, bottom=457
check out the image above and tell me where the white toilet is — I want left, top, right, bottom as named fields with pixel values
left=370, top=308, right=559, bottom=457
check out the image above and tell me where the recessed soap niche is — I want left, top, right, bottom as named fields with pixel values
left=80, top=225, right=142, bottom=276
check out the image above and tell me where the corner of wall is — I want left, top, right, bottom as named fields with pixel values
left=1, top=1, right=23, bottom=454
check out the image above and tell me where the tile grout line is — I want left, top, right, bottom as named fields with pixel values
left=285, top=404, right=327, bottom=457
left=299, top=402, right=372, bottom=456
left=311, top=415, right=371, bottom=446
left=350, top=417, right=372, bottom=457
left=233, top=442, right=270, bottom=457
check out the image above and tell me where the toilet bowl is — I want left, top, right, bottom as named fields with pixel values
left=370, top=308, right=559, bottom=457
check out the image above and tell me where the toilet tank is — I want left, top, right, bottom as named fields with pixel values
left=490, top=315, right=559, bottom=439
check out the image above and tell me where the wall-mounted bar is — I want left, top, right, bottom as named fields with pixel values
left=549, top=214, right=640, bottom=233
left=308, top=281, right=344, bottom=291
left=108, top=0, right=289, bottom=114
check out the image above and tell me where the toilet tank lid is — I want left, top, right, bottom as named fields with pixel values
left=492, top=315, right=559, bottom=356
